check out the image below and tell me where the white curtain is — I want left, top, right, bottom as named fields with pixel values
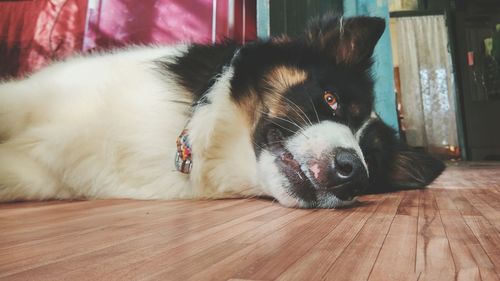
left=393, top=15, right=458, bottom=149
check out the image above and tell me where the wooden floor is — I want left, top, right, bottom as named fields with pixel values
left=0, top=163, right=499, bottom=281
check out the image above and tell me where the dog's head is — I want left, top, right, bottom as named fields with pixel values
left=231, top=15, right=444, bottom=208
left=179, top=15, right=444, bottom=208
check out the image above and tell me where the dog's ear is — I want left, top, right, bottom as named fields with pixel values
left=305, top=15, right=386, bottom=65
left=388, top=149, right=446, bottom=189
left=358, top=119, right=445, bottom=193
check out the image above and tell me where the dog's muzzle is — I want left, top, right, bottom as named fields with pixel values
left=308, top=148, right=368, bottom=200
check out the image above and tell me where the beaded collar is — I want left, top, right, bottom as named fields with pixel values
left=175, top=129, right=192, bottom=174
left=174, top=48, right=240, bottom=174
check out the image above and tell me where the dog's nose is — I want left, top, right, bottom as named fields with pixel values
left=309, top=148, right=367, bottom=199
left=333, top=148, right=362, bottom=184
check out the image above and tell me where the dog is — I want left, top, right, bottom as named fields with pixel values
left=0, top=15, right=445, bottom=208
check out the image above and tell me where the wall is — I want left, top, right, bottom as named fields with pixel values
left=344, top=0, right=399, bottom=130
left=268, top=0, right=343, bottom=36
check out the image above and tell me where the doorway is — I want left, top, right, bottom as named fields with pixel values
left=390, top=14, right=460, bottom=159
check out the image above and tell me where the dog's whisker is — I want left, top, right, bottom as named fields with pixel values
left=267, top=114, right=306, bottom=132
left=266, top=141, right=286, bottom=145
left=286, top=106, right=311, bottom=127
left=266, top=94, right=310, bottom=127
left=259, top=109, right=307, bottom=132
left=282, top=96, right=313, bottom=126
left=261, top=115, right=310, bottom=140
left=258, top=109, right=296, bottom=128
left=266, top=119, right=303, bottom=137
left=252, top=141, right=265, bottom=150
left=309, top=97, right=320, bottom=123
left=168, top=100, right=192, bottom=105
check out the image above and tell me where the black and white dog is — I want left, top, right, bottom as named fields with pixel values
left=0, top=16, right=444, bottom=208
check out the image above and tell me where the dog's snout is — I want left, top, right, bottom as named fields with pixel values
left=309, top=148, right=368, bottom=200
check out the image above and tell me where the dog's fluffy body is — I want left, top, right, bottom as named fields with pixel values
left=1, top=46, right=194, bottom=200
left=0, top=16, right=444, bottom=208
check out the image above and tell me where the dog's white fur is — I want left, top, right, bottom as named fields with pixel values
left=0, top=46, right=364, bottom=206
left=2, top=46, right=204, bottom=201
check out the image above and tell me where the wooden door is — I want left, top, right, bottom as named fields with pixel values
left=452, top=2, right=500, bottom=160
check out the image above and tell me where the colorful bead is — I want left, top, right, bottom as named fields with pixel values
left=175, top=129, right=192, bottom=174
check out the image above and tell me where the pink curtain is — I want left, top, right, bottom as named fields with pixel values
left=84, top=0, right=256, bottom=51
left=0, top=0, right=256, bottom=79
left=0, top=0, right=88, bottom=78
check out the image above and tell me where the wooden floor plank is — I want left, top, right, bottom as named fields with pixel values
left=1, top=163, right=499, bottom=281
left=414, top=191, right=456, bottom=281
left=275, top=196, right=382, bottom=281
left=0, top=200, right=273, bottom=279
left=463, top=216, right=500, bottom=273
left=321, top=193, right=404, bottom=281
left=0, top=199, right=245, bottom=251
left=467, top=190, right=500, bottom=233
left=435, top=189, right=498, bottom=280
left=180, top=210, right=348, bottom=281
left=0, top=200, right=184, bottom=249
left=368, top=191, right=420, bottom=281
left=145, top=209, right=316, bottom=281
left=108, top=207, right=309, bottom=281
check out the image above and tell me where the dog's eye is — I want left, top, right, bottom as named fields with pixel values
left=323, top=91, right=338, bottom=112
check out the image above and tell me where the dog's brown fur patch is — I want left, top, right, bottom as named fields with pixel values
left=263, top=66, right=308, bottom=117
left=236, top=66, right=309, bottom=130
left=257, top=66, right=312, bottom=131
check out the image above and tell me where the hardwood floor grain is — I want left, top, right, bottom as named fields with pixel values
left=0, top=163, right=499, bottom=281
